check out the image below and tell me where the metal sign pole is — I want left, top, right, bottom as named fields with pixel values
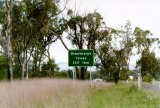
left=73, top=67, right=75, bottom=80
left=72, top=67, right=76, bottom=86
left=90, top=67, right=92, bottom=87
left=74, top=67, right=76, bottom=79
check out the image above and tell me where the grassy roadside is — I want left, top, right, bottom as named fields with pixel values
left=88, top=84, right=160, bottom=108
left=0, top=79, right=159, bottom=108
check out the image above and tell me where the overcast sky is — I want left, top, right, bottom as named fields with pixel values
left=50, top=0, right=160, bottom=70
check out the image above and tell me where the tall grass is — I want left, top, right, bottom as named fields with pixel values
left=0, top=79, right=159, bottom=108
left=0, top=78, right=111, bottom=108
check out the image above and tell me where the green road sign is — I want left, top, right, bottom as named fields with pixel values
left=68, top=50, right=94, bottom=67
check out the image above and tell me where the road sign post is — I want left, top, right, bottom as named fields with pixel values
left=68, top=50, right=94, bottom=86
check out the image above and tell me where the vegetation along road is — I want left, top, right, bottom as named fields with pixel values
left=0, top=79, right=160, bottom=108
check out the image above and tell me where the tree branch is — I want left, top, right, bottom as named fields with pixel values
left=49, top=30, right=69, bottom=51
left=0, top=8, right=7, bottom=18
left=59, top=36, right=68, bottom=50
left=56, top=0, right=69, bottom=16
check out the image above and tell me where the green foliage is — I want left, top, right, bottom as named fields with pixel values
left=1, top=0, right=62, bottom=80
left=13, top=64, right=21, bottom=79
left=136, top=50, right=159, bottom=79
left=54, top=71, right=69, bottom=78
left=95, top=21, right=136, bottom=83
left=143, top=74, right=152, bottom=82
left=120, top=68, right=128, bottom=80
left=67, top=69, right=73, bottom=78
left=66, top=11, right=108, bottom=79
left=134, top=27, right=157, bottom=54
left=0, top=0, right=5, bottom=24
left=88, top=84, right=160, bottom=108
left=92, top=71, right=103, bottom=79
left=0, top=55, right=7, bottom=79
left=41, top=58, right=59, bottom=77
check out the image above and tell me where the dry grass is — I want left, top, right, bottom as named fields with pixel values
left=0, top=78, right=112, bottom=108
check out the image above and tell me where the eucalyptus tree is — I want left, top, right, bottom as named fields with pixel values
left=11, top=0, right=63, bottom=79
left=134, top=27, right=158, bottom=79
left=95, top=21, right=135, bottom=83
left=136, top=49, right=159, bottom=82
left=96, top=44, right=130, bottom=83
left=66, top=10, right=87, bottom=79
left=117, top=21, right=135, bottom=79
left=134, top=27, right=158, bottom=53
left=65, top=10, right=107, bottom=80
left=95, top=27, right=116, bottom=81
left=0, top=0, right=14, bottom=81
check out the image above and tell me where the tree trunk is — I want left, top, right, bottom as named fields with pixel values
left=25, top=50, right=28, bottom=80
left=25, top=51, right=29, bottom=80
left=47, top=45, right=51, bottom=60
left=38, top=54, right=43, bottom=76
left=21, top=63, right=25, bottom=80
left=21, top=50, right=26, bottom=80
left=6, top=0, right=13, bottom=81
left=75, top=67, right=81, bottom=79
left=80, top=67, right=86, bottom=80
left=25, top=50, right=32, bottom=79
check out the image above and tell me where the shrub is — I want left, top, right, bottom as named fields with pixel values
left=143, top=75, right=152, bottom=82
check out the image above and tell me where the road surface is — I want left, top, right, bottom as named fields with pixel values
left=143, top=83, right=160, bottom=95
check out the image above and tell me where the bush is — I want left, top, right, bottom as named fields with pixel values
left=120, top=68, right=128, bottom=80
left=0, top=55, right=7, bottom=80
left=41, top=58, right=59, bottom=77
left=143, top=75, right=152, bottom=82
left=54, top=71, right=69, bottom=78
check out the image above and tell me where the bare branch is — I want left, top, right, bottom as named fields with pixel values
left=9, top=0, right=12, bottom=6
left=49, top=30, right=69, bottom=50
left=0, top=8, right=4, bottom=13
left=5, top=0, right=9, bottom=9
left=59, top=36, right=69, bottom=50
left=51, top=36, right=59, bottom=43
left=43, top=45, right=51, bottom=60
left=56, top=0, right=69, bottom=16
